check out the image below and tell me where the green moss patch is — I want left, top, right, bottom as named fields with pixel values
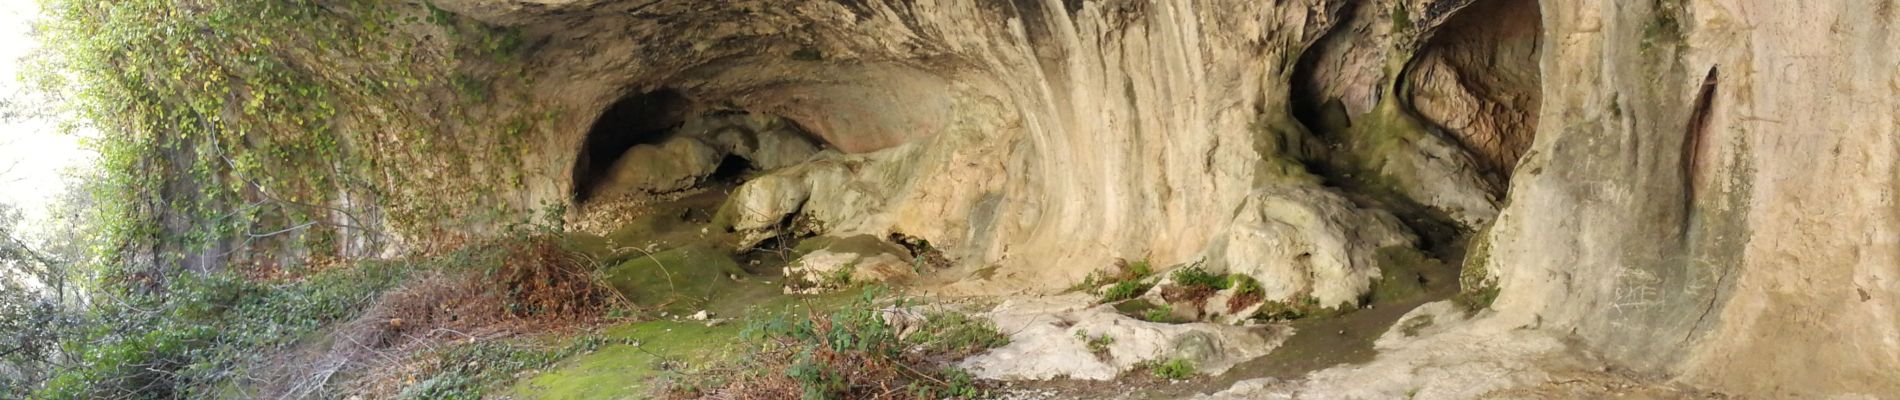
left=600, top=245, right=747, bottom=316
left=510, top=281, right=869, bottom=399
left=1451, top=286, right=1500, bottom=314
left=1459, top=232, right=1494, bottom=291
left=1113, top=299, right=1185, bottom=324
left=509, top=320, right=743, bottom=400
left=1368, top=246, right=1442, bottom=304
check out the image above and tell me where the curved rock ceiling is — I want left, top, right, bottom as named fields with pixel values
left=406, top=0, right=1897, bottom=396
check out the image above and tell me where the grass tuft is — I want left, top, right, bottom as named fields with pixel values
left=1141, top=358, right=1196, bottom=380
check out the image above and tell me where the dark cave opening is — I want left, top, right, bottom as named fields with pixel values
left=571, top=89, right=695, bottom=203
left=1284, top=0, right=1544, bottom=257
left=1402, top=0, right=1544, bottom=183
left=570, top=87, right=832, bottom=208
left=708, top=153, right=754, bottom=183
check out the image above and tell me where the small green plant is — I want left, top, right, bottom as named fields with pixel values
left=1126, top=259, right=1153, bottom=277
left=1141, top=304, right=1176, bottom=323
left=1074, top=330, right=1115, bottom=360
left=1142, top=358, right=1196, bottom=380
left=1170, top=266, right=1228, bottom=290
left=1157, top=266, right=1230, bottom=311
left=1077, top=259, right=1157, bottom=303
left=824, top=267, right=855, bottom=288
left=907, top=312, right=1010, bottom=359
left=1227, top=274, right=1260, bottom=294
left=1253, top=300, right=1307, bottom=321
left=1101, top=280, right=1152, bottom=302
left=1226, top=274, right=1264, bottom=311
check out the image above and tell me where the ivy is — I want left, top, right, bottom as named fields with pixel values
left=32, top=0, right=555, bottom=277
left=27, top=2, right=560, bottom=394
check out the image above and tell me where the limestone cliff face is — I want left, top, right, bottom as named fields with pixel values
left=1478, top=0, right=1900, bottom=396
left=384, top=0, right=1889, bottom=395
left=441, top=0, right=1446, bottom=306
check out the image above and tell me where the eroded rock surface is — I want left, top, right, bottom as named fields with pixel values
left=960, top=294, right=1291, bottom=381
left=1199, top=185, right=1415, bottom=308
left=783, top=235, right=917, bottom=293
left=288, top=0, right=1900, bottom=396
left=594, top=136, right=723, bottom=196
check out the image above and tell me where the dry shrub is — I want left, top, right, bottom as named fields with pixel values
left=254, top=235, right=627, bottom=399
left=1226, top=288, right=1263, bottom=312
left=372, top=235, right=623, bottom=344
left=1160, top=283, right=1218, bottom=309
left=489, top=236, right=624, bottom=321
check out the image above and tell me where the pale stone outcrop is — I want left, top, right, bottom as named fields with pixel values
left=960, top=294, right=1290, bottom=381
left=679, top=112, right=821, bottom=171
left=593, top=137, right=723, bottom=196
left=782, top=235, right=919, bottom=292
left=1199, top=184, right=1415, bottom=308
left=782, top=249, right=913, bottom=293
left=1473, top=0, right=1900, bottom=396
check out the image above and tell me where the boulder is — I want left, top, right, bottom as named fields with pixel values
left=1199, top=185, right=1416, bottom=309
left=782, top=235, right=916, bottom=293
left=593, top=137, right=723, bottom=196
left=717, top=173, right=810, bottom=248
left=959, top=294, right=1290, bottom=381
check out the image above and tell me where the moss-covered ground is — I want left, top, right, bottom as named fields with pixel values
left=508, top=270, right=869, bottom=399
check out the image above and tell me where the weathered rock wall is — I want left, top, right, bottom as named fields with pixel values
left=378, top=0, right=1897, bottom=395
left=436, top=0, right=1470, bottom=305
left=1477, top=0, right=1900, bottom=396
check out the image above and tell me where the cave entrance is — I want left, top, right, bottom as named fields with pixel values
left=1403, top=0, right=1544, bottom=184
left=572, top=89, right=695, bottom=203
left=1284, top=0, right=1543, bottom=256
left=570, top=89, right=826, bottom=205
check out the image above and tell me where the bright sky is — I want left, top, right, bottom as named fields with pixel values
left=0, top=0, right=92, bottom=233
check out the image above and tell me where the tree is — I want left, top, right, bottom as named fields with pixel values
left=0, top=200, right=76, bottom=398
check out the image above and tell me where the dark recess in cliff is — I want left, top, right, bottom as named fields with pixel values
left=570, top=89, right=694, bottom=202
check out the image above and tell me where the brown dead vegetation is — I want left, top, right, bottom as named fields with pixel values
left=250, top=235, right=627, bottom=399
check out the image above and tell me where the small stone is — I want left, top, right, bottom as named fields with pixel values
left=691, top=310, right=712, bottom=320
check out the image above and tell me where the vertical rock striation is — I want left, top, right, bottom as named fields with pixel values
left=1476, top=0, right=1900, bottom=396
left=306, top=0, right=1898, bottom=395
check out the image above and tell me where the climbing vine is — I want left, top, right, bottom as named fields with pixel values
left=22, top=0, right=567, bottom=397
left=32, top=0, right=552, bottom=280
